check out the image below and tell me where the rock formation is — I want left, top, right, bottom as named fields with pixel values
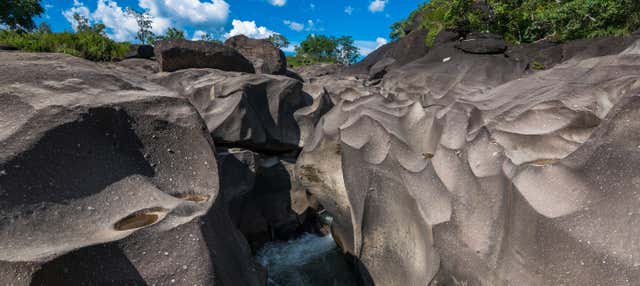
left=0, top=52, right=264, bottom=285
left=293, top=33, right=640, bottom=286
left=225, top=35, right=288, bottom=75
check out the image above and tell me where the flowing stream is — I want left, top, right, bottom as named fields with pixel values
left=256, top=233, right=363, bottom=286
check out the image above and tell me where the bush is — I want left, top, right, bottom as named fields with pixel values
left=0, top=29, right=129, bottom=61
left=391, top=0, right=640, bottom=45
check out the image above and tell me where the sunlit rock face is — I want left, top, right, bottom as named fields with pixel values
left=0, top=52, right=262, bottom=285
left=295, top=39, right=640, bottom=285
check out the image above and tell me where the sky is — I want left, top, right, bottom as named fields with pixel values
left=35, top=0, right=425, bottom=55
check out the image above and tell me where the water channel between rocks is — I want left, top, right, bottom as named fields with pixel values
left=256, top=233, right=363, bottom=286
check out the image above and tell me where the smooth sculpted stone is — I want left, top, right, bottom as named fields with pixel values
left=225, top=35, right=287, bottom=75
left=155, top=39, right=255, bottom=73
left=0, top=52, right=263, bottom=285
left=294, top=39, right=640, bottom=285
left=153, top=69, right=312, bottom=153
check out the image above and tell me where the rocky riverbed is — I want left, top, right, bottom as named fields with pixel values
left=2, top=28, right=640, bottom=286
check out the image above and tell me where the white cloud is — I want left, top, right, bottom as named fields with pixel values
left=368, top=0, right=387, bottom=13
left=62, top=0, right=229, bottom=42
left=281, top=42, right=296, bottom=53
left=344, top=6, right=354, bottom=15
left=224, top=19, right=275, bottom=39
left=355, top=37, right=387, bottom=56
left=283, top=20, right=304, bottom=32
left=192, top=30, right=207, bottom=40
left=268, top=0, right=286, bottom=6
left=62, top=0, right=91, bottom=31
left=139, top=0, right=229, bottom=26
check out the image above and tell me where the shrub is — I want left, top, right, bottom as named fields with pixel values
left=391, top=0, right=640, bottom=45
left=0, top=29, right=129, bottom=61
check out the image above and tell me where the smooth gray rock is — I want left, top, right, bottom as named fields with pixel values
left=295, top=40, right=640, bottom=286
left=0, top=52, right=264, bottom=286
left=153, top=69, right=312, bottom=153
left=154, top=39, right=255, bottom=73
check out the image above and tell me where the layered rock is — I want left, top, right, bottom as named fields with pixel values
left=225, top=35, right=287, bottom=75
left=294, top=38, right=640, bottom=285
left=154, top=39, right=255, bottom=73
left=0, top=52, right=263, bottom=285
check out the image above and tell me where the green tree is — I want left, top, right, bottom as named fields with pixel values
left=36, top=22, right=51, bottom=34
left=336, top=36, right=360, bottom=65
left=267, top=33, right=290, bottom=48
left=125, top=7, right=154, bottom=44
left=0, top=0, right=44, bottom=31
left=162, top=27, right=185, bottom=39
left=292, top=34, right=360, bottom=66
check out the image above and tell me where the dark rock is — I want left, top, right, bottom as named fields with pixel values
left=368, top=57, right=396, bottom=81
left=225, top=35, right=287, bottom=75
left=455, top=33, right=507, bottom=54
left=0, top=44, right=18, bottom=51
left=344, top=29, right=429, bottom=76
left=284, top=69, right=304, bottom=82
left=152, top=69, right=312, bottom=153
left=124, top=44, right=154, bottom=59
left=154, top=39, right=255, bottom=73
left=433, top=30, right=461, bottom=45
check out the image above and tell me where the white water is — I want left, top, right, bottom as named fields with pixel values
left=256, top=233, right=362, bottom=286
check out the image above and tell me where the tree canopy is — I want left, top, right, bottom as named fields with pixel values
left=290, top=34, right=360, bottom=66
left=0, top=0, right=44, bottom=31
left=267, top=34, right=290, bottom=49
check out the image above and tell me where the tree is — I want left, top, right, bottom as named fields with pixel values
left=72, top=13, right=105, bottom=35
left=199, top=33, right=214, bottom=41
left=292, top=34, right=360, bottom=66
left=36, top=22, right=51, bottom=34
left=162, top=27, right=185, bottom=39
left=336, top=36, right=360, bottom=65
left=267, top=34, right=289, bottom=48
left=0, top=0, right=44, bottom=31
left=125, top=7, right=154, bottom=44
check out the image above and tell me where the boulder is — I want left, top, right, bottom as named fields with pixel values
left=455, top=32, right=507, bottom=54
left=124, top=44, right=154, bottom=59
left=225, top=35, right=287, bottom=75
left=154, top=39, right=255, bottom=73
left=0, top=52, right=263, bottom=285
left=152, top=69, right=312, bottom=153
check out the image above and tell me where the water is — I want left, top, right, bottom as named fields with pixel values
left=256, top=233, right=363, bottom=286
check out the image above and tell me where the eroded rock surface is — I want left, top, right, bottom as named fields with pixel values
left=0, top=52, right=263, bottom=285
left=294, top=37, right=640, bottom=286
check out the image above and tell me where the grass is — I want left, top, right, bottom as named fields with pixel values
left=0, top=29, right=130, bottom=61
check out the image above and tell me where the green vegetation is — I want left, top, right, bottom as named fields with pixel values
left=288, top=34, right=360, bottom=67
left=0, top=12, right=128, bottom=61
left=0, top=0, right=44, bottom=31
left=267, top=34, right=290, bottom=49
left=158, top=27, right=185, bottom=40
left=391, top=0, right=640, bottom=46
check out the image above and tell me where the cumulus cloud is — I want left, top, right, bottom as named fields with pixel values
left=355, top=37, right=388, bottom=55
left=376, top=37, right=388, bottom=47
left=224, top=19, right=275, bottom=39
left=283, top=20, right=304, bottom=32
left=368, top=0, right=387, bottom=13
left=268, top=0, right=286, bottom=6
left=63, top=0, right=229, bottom=42
left=139, top=0, right=229, bottom=26
left=344, top=6, right=354, bottom=15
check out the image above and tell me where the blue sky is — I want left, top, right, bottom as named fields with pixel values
left=36, top=0, right=425, bottom=55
